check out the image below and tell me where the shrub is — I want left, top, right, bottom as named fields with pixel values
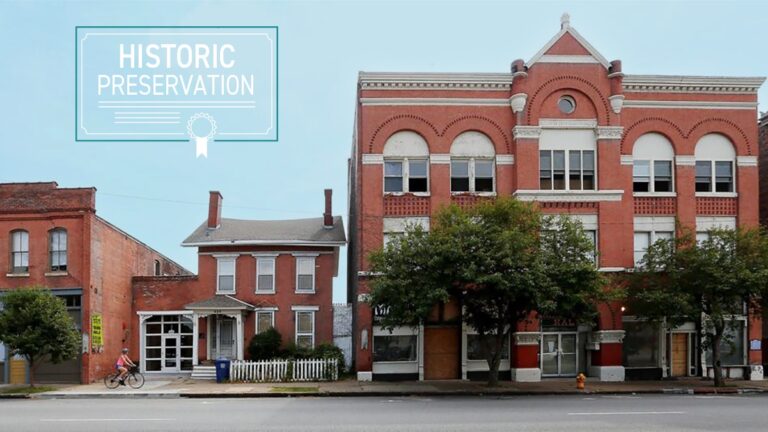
left=281, top=342, right=313, bottom=360
left=311, top=343, right=346, bottom=374
left=247, top=327, right=282, bottom=361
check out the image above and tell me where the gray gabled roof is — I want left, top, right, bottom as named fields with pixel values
left=185, top=295, right=254, bottom=310
left=181, top=216, right=346, bottom=247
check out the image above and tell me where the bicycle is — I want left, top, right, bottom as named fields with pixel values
left=104, top=366, right=145, bottom=389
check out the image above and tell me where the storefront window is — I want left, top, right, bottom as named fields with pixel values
left=623, top=321, right=659, bottom=368
left=373, top=335, right=417, bottom=362
left=143, top=314, right=195, bottom=372
left=467, top=334, right=509, bottom=361
left=706, top=321, right=745, bottom=366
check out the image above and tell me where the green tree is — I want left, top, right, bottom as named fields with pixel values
left=628, top=227, right=768, bottom=387
left=368, top=198, right=605, bottom=386
left=0, top=288, right=80, bottom=386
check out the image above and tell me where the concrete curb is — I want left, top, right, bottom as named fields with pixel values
left=0, top=394, right=31, bottom=399
left=20, top=387, right=765, bottom=399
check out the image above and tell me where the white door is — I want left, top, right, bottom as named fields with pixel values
left=162, top=334, right=180, bottom=372
left=217, top=318, right=236, bottom=359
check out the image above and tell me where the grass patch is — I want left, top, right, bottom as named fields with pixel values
left=1, top=385, right=57, bottom=394
left=269, top=386, right=319, bottom=393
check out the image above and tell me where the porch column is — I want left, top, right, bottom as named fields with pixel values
left=235, top=313, right=244, bottom=360
left=192, top=313, right=199, bottom=366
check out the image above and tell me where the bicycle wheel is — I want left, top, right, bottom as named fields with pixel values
left=104, top=372, right=120, bottom=389
left=127, top=372, right=145, bottom=389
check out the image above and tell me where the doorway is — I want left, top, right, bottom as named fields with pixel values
left=424, top=326, right=460, bottom=380
left=669, top=332, right=695, bottom=377
left=162, top=334, right=180, bottom=372
left=211, top=316, right=236, bottom=360
left=541, top=333, right=578, bottom=377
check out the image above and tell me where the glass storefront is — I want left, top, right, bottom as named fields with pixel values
left=144, top=314, right=194, bottom=372
left=466, top=334, right=509, bottom=361
left=623, top=321, right=660, bottom=368
left=373, top=335, right=417, bottom=362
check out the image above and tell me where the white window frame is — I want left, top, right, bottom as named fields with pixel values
left=450, top=157, right=496, bottom=194
left=254, top=254, right=277, bottom=294
left=293, top=255, right=317, bottom=293
left=695, top=160, right=735, bottom=195
left=633, top=159, right=675, bottom=194
left=383, top=158, right=429, bottom=194
left=293, top=308, right=316, bottom=348
left=215, top=255, right=237, bottom=294
left=633, top=230, right=674, bottom=266
left=255, top=309, right=276, bottom=334
left=48, top=228, right=68, bottom=272
left=539, top=149, right=596, bottom=192
left=10, top=230, right=29, bottom=274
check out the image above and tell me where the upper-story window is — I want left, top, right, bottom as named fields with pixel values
left=10, top=230, right=29, bottom=274
left=632, top=133, right=674, bottom=193
left=216, top=255, right=236, bottom=294
left=538, top=129, right=596, bottom=191
left=256, top=256, right=276, bottom=293
left=49, top=228, right=68, bottom=272
left=633, top=231, right=673, bottom=266
left=450, top=131, right=496, bottom=193
left=694, top=134, right=736, bottom=193
left=383, top=131, right=430, bottom=193
left=295, top=256, right=316, bottom=293
left=154, top=259, right=161, bottom=276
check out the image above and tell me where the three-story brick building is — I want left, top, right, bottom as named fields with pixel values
left=348, top=16, right=764, bottom=382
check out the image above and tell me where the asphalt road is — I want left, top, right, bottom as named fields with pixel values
left=1, top=394, right=766, bottom=431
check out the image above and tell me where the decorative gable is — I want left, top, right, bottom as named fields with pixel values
left=527, top=14, right=610, bottom=68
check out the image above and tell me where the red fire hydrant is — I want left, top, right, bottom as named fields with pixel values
left=576, top=373, right=586, bottom=390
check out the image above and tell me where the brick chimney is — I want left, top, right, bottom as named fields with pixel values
left=208, top=191, right=223, bottom=229
left=323, top=189, right=333, bottom=229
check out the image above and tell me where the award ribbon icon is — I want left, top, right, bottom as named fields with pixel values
left=187, top=113, right=218, bottom=158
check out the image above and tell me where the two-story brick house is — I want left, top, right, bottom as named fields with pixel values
left=0, top=182, right=189, bottom=384
left=348, top=16, right=764, bottom=382
left=131, top=190, right=345, bottom=377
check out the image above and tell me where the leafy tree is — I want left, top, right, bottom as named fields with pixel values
left=628, top=227, right=768, bottom=387
left=368, top=198, right=605, bottom=386
left=0, top=288, right=80, bottom=386
left=247, top=327, right=282, bottom=361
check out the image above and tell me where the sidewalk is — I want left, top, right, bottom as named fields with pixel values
left=10, top=376, right=768, bottom=399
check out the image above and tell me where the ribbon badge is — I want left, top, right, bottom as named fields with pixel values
left=187, top=113, right=218, bottom=158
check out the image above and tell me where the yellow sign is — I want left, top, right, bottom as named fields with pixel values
left=91, top=314, right=103, bottom=346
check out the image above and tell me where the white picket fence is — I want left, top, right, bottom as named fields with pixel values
left=230, top=358, right=339, bottom=382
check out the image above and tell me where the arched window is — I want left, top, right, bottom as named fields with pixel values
left=694, top=134, right=736, bottom=193
left=450, top=131, right=496, bottom=193
left=383, top=131, right=430, bottom=193
left=10, top=230, right=29, bottom=274
left=632, top=133, right=675, bottom=193
left=49, top=228, right=67, bottom=272
left=154, top=259, right=162, bottom=276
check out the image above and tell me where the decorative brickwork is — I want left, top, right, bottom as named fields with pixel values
left=450, top=194, right=495, bottom=210
left=696, top=197, right=738, bottom=215
left=539, top=201, right=598, bottom=213
left=383, top=194, right=431, bottom=216
left=633, top=197, right=677, bottom=215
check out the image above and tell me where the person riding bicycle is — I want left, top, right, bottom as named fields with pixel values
left=116, top=348, right=136, bottom=385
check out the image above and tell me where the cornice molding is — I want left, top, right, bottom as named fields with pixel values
left=737, top=156, right=758, bottom=167
left=359, top=72, right=513, bottom=91
left=675, top=155, right=696, bottom=166
left=539, top=118, right=598, bottom=129
left=514, top=190, right=624, bottom=202
left=597, top=126, right=624, bottom=140
left=496, top=155, right=515, bottom=165
left=623, top=75, right=765, bottom=94
left=362, top=154, right=384, bottom=165
left=430, top=154, right=451, bottom=164
left=360, top=97, right=510, bottom=107
left=623, top=100, right=757, bottom=110
left=620, top=155, right=634, bottom=165
left=536, top=55, right=601, bottom=64
left=513, top=126, right=542, bottom=140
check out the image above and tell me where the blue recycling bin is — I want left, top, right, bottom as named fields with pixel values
left=215, top=358, right=231, bottom=383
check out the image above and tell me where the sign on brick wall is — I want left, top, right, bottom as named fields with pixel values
left=91, top=313, right=103, bottom=347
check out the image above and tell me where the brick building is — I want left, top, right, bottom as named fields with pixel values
left=0, top=182, right=189, bottom=384
left=349, top=16, right=764, bottom=382
left=131, top=190, right=345, bottom=377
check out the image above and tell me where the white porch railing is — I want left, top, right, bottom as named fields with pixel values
left=230, top=358, right=339, bottom=382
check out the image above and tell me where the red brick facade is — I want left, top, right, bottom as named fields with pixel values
left=349, top=18, right=763, bottom=382
left=0, top=182, right=188, bottom=384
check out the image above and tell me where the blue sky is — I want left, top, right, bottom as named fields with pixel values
left=1, top=1, right=766, bottom=302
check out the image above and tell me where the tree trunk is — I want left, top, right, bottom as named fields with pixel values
left=485, top=333, right=505, bottom=387
left=27, top=356, right=36, bottom=388
left=712, top=331, right=724, bottom=387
